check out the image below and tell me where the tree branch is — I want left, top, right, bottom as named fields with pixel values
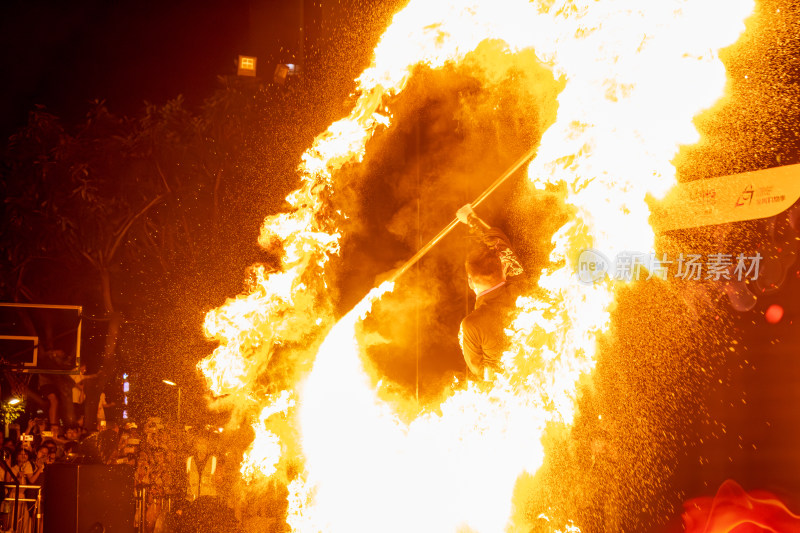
left=107, top=194, right=166, bottom=262
left=155, top=161, right=172, bottom=194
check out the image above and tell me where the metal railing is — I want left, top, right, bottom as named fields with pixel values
left=135, top=486, right=182, bottom=533
left=2, top=483, right=42, bottom=533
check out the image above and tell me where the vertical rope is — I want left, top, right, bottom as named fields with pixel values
left=415, top=118, right=421, bottom=405
left=464, top=171, right=471, bottom=380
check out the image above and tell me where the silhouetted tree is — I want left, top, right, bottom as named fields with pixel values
left=0, top=76, right=310, bottom=423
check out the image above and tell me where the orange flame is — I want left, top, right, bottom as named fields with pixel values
left=199, top=0, right=755, bottom=531
left=240, top=390, right=295, bottom=481
left=682, top=480, right=800, bottom=533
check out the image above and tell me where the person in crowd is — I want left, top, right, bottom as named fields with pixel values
left=2, top=448, right=42, bottom=533
left=37, top=350, right=77, bottom=429
left=97, top=392, right=108, bottom=429
left=178, top=431, right=242, bottom=532
left=36, top=374, right=60, bottom=431
left=95, top=420, right=121, bottom=464
left=16, top=446, right=37, bottom=476
left=33, top=445, right=51, bottom=470
left=101, top=377, right=123, bottom=426
left=0, top=449, right=12, bottom=533
left=63, top=425, right=80, bottom=442
left=185, top=435, right=218, bottom=502
left=39, top=440, right=57, bottom=464
left=237, top=478, right=289, bottom=532
left=25, top=447, right=48, bottom=524
left=0, top=449, right=10, bottom=470
left=23, top=418, right=45, bottom=440
left=58, top=441, right=82, bottom=463
left=79, top=363, right=103, bottom=432
left=137, top=445, right=175, bottom=533
left=71, top=364, right=87, bottom=427
left=103, top=422, right=139, bottom=469
left=1, top=441, right=14, bottom=459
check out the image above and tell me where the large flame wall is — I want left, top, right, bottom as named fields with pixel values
left=199, top=1, right=755, bottom=531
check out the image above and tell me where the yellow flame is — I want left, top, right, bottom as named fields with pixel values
left=199, top=0, right=754, bottom=531
left=240, top=390, right=295, bottom=481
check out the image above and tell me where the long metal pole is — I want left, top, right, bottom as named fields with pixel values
left=386, top=146, right=537, bottom=284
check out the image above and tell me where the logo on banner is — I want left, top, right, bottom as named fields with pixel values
left=736, top=185, right=754, bottom=207
left=735, top=184, right=754, bottom=207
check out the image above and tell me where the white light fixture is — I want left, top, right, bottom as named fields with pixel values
left=273, top=63, right=299, bottom=85
left=162, top=380, right=181, bottom=423
left=238, top=55, right=257, bottom=77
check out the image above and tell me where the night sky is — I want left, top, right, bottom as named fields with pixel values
left=0, top=0, right=255, bottom=142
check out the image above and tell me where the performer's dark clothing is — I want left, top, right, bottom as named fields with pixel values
left=459, top=227, right=523, bottom=379
left=459, top=280, right=520, bottom=377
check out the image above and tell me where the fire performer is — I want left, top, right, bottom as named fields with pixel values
left=456, top=204, right=524, bottom=381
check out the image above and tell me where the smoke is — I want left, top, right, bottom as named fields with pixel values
left=325, top=42, right=561, bottom=400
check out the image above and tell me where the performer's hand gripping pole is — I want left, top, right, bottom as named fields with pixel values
left=386, top=146, right=537, bottom=284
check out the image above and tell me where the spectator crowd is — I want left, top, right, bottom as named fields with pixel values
left=0, top=368, right=278, bottom=533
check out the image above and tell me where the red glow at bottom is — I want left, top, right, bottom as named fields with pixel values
left=681, top=480, right=800, bottom=533
left=765, top=304, right=784, bottom=324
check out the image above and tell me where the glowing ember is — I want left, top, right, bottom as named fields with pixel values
left=765, top=303, right=784, bottom=324
left=198, top=0, right=755, bottom=531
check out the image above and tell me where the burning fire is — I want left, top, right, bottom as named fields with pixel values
left=681, top=480, right=800, bottom=533
left=199, top=0, right=754, bottom=531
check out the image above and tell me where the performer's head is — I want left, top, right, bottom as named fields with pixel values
left=465, top=245, right=504, bottom=295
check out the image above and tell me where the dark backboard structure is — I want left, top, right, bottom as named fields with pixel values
left=0, top=304, right=81, bottom=374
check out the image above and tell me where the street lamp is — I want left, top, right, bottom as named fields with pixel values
left=162, top=380, right=181, bottom=424
left=4, top=398, right=22, bottom=438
